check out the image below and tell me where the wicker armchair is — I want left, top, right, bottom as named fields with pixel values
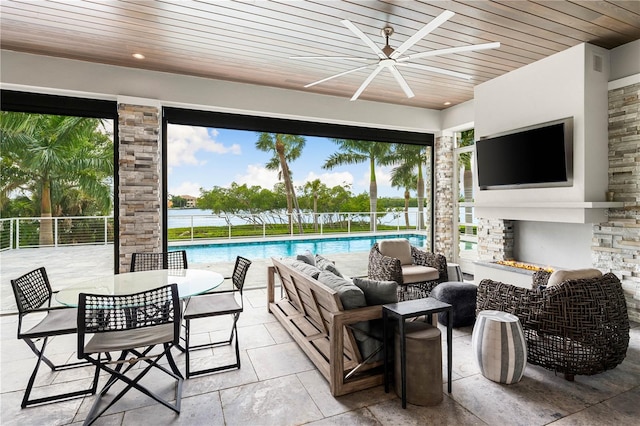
left=476, top=272, right=629, bottom=381
left=368, top=239, right=448, bottom=300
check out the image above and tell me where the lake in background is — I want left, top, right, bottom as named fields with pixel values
left=168, top=208, right=420, bottom=228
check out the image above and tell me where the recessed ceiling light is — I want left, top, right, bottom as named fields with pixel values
left=444, top=101, right=451, bottom=106
left=132, top=53, right=145, bottom=60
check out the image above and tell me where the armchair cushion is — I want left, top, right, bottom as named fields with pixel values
left=401, top=264, right=439, bottom=284
left=547, top=268, right=602, bottom=286
left=378, top=239, right=412, bottom=265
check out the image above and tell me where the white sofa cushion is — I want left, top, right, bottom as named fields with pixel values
left=401, top=264, right=439, bottom=284
left=378, top=239, right=412, bottom=265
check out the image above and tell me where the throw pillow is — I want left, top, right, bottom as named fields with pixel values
left=296, top=250, right=316, bottom=266
left=283, top=259, right=322, bottom=279
left=314, top=254, right=333, bottom=268
left=315, top=254, right=343, bottom=277
left=316, top=271, right=366, bottom=310
left=547, top=268, right=602, bottom=286
left=352, top=277, right=398, bottom=306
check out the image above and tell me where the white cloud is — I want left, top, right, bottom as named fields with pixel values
left=234, top=164, right=280, bottom=189
left=169, top=181, right=202, bottom=198
left=167, top=124, right=241, bottom=168
left=295, top=171, right=353, bottom=189
left=356, top=166, right=393, bottom=193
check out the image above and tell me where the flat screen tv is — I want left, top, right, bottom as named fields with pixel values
left=475, top=118, right=573, bottom=190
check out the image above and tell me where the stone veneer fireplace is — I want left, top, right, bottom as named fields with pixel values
left=471, top=81, right=639, bottom=321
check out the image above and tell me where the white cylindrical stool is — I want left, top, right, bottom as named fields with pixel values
left=472, top=310, right=527, bottom=384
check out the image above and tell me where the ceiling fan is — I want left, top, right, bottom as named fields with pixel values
left=291, top=10, right=500, bottom=101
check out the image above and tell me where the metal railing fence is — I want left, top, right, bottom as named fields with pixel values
left=0, top=216, right=114, bottom=250
left=0, top=210, right=433, bottom=250
left=167, top=210, right=431, bottom=241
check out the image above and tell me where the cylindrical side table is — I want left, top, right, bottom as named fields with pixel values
left=472, top=310, right=527, bottom=384
left=394, top=321, right=442, bottom=406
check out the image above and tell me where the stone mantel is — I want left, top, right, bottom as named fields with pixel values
left=475, top=202, right=624, bottom=224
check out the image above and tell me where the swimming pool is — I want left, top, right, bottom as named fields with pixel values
left=170, top=234, right=427, bottom=264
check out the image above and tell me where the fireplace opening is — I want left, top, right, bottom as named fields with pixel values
left=494, top=260, right=554, bottom=273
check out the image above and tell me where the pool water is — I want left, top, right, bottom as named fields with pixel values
left=170, top=234, right=427, bottom=264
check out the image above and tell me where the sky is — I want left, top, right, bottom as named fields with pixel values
left=166, top=124, right=408, bottom=199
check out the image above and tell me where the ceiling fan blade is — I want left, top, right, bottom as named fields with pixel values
left=397, top=62, right=471, bottom=80
left=390, top=10, right=455, bottom=59
left=304, top=63, right=376, bottom=88
left=398, top=42, right=501, bottom=62
left=341, top=19, right=387, bottom=59
left=290, top=55, right=371, bottom=62
left=388, top=66, right=415, bottom=98
left=351, top=65, right=385, bottom=101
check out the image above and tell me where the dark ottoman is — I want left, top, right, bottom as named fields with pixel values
left=431, top=282, right=477, bottom=327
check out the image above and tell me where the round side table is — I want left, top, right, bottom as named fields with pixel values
left=472, top=310, right=527, bottom=384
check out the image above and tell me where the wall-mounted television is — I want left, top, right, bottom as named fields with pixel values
left=476, top=118, right=573, bottom=190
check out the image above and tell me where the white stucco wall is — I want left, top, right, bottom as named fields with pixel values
left=609, top=39, right=640, bottom=80
left=0, top=50, right=441, bottom=133
left=440, top=99, right=474, bottom=132
left=473, top=43, right=610, bottom=207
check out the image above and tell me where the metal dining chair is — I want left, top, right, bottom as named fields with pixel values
left=130, top=250, right=187, bottom=272
left=183, top=256, right=252, bottom=378
left=77, top=283, right=183, bottom=426
left=10, top=267, right=99, bottom=408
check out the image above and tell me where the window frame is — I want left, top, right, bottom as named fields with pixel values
left=1, top=89, right=119, bottom=271
left=162, top=107, right=436, bottom=251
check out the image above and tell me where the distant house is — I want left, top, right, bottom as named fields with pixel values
left=182, top=195, right=197, bottom=208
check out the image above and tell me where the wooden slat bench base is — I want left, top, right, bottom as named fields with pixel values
left=267, top=259, right=385, bottom=396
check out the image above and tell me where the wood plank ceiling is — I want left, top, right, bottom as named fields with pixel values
left=1, top=0, right=639, bottom=110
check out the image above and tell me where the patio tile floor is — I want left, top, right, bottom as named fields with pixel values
left=1, top=285, right=638, bottom=425
left=1, top=246, right=639, bottom=425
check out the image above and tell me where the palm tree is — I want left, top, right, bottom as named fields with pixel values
left=388, top=143, right=429, bottom=230
left=323, top=139, right=391, bottom=231
left=389, top=164, right=417, bottom=229
left=255, top=133, right=305, bottom=233
left=0, top=112, right=113, bottom=246
left=301, top=179, right=324, bottom=232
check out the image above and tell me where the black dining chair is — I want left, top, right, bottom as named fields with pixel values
left=183, top=256, right=252, bottom=378
left=11, top=267, right=99, bottom=408
left=77, top=283, right=183, bottom=426
left=130, top=250, right=188, bottom=272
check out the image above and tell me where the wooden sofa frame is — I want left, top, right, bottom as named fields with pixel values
left=267, top=258, right=384, bottom=396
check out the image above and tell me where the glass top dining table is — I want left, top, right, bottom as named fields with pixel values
left=55, top=269, right=224, bottom=307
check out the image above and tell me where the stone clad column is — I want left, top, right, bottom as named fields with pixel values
left=435, top=133, right=454, bottom=260
left=593, top=80, right=640, bottom=322
left=117, top=100, right=162, bottom=273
